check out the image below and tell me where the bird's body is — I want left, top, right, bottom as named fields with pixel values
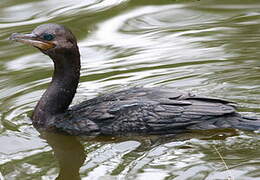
left=10, top=24, right=260, bottom=136
left=38, top=87, right=259, bottom=135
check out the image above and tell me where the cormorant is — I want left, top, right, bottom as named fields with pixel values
left=10, top=24, right=260, bottom=135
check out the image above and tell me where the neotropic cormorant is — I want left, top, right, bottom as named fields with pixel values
left=10, top=24, right=260, bottom=135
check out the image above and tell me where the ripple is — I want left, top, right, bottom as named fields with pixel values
left=0, top=0, right=128, bottom=28
left=1, top=0, right=260, bottom=179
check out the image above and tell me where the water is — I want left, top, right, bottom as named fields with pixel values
left=0, top=0, right=260, bottom=179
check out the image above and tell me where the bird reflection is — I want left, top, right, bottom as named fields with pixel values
left=38, top=131, right=164, bottom=180
left=38, top=128, right=239, bottom=180
left=40, top=132, right=85, bottom=180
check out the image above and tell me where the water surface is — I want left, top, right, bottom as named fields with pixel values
left=0, top=0, right=260, bottom=179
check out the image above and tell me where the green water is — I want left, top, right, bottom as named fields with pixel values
left=0, top=0, right=260, bottom=179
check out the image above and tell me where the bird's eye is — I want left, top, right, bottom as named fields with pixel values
left=43, top=33, right=55, bottom=41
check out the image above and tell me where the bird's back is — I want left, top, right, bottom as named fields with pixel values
left=51, top=87, right=260, bottom=136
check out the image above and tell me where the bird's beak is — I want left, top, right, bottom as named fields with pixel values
left=9, top=33, right=55, bottom=50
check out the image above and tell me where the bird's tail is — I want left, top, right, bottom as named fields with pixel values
left=188, top=114, right=260, bottom=132
left=229, top=115, right=260, bottom=131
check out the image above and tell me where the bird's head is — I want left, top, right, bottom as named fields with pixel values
left=10, top=23, right=79, bottom=60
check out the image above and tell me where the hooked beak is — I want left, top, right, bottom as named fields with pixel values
left=9, top=33, right=55, bottom=50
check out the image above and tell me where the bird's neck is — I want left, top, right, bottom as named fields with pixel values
left=32, top=48, right=80, bottom=127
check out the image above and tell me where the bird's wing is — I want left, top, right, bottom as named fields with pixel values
left=89, top=96, right=236, bottom=134
left=145, top=95, right=237, bottom=134
left=68, top=87, right=239, bottom=135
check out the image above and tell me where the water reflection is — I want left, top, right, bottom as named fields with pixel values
left=39, top=130, right=260, bottom=180
left=0, top=0, right=128, bottom=28
left=40, top=132, right=151, bottom=180
left=41, top=132, right=85, bottom=180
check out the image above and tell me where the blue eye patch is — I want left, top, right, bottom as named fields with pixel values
left=43, top=33, right=55, bottom=41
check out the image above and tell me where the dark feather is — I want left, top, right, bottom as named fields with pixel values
left=52, top=87, right=260, bottom=135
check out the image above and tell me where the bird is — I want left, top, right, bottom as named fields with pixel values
left=9, top=23, right=260, bottom=136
